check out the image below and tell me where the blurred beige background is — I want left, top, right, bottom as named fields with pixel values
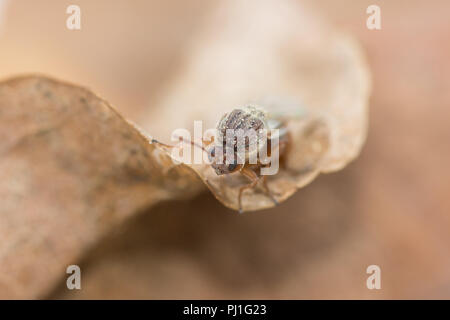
left=1, top=0, right=449, bottom=298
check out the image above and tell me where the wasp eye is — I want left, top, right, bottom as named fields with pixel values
left=207, top=146, right=216, bottom=162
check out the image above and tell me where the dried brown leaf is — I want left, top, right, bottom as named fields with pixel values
left=0, top=75, right=202, bottom=298
left=0, top=0, right=370, bottom=298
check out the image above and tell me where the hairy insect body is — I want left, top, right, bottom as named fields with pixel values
left=209, top=106, right=266, bottom=174
left=209, top=105, right=287, bottom=177
left=208, top=105, right=291, bottom=211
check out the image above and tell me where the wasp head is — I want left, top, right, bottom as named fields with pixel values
left=207, top=145, right=238, bottom=175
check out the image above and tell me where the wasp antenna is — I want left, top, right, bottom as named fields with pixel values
left=152, top=136, right=207, bottom=154
left=151, top=138, right=175, bottom=149
left=175, top=136, right=207, bottom=153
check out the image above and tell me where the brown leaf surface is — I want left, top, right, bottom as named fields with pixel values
left=0, top=0, right=371, bottom=299
left=47, top=0, right=450, bottom=300
left=0, top=75, right=202, bottom=298
left=50, top=0, right=450, bottom=299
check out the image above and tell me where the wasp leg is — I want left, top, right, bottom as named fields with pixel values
left=261, top=175, right=278, bottom=206
left=238, top=167, right=260, bottom=213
